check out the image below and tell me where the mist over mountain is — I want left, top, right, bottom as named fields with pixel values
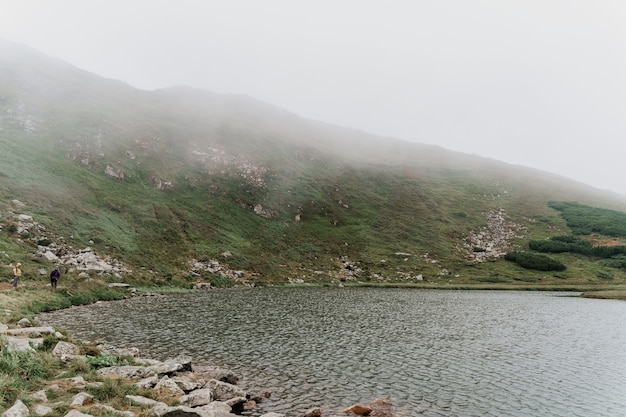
left=1, top=39, right=626, bottom=286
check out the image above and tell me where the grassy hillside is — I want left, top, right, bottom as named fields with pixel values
left=2, top=39, right=626, bottom=290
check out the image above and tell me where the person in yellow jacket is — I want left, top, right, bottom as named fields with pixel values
left=12, top=262, right=22, bottom=289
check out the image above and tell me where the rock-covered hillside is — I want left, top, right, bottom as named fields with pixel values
left=1, top=39, right=626, bottom=286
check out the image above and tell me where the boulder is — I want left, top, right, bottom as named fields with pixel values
left=154, top=376, right=185, bottom=399
left=91, top=404, right=135, bottom=417
left=179, top=388, right=213, bottom=407
left=5, top=336, right=43, bottom=352
left=2, top=400, right=29, bottom=417
left=259, top=413, right=285, bottom=417
left=70, top=392, right=94, bottom=407
left=52, top=341, right=81, bottom=357
left=31, top=405, right=53, bottom=416
left=0, top=323, right=8, bottom=333
left=301, top=408, right=323, bottom=417
left=5, top=326, right=55, bottom=337
left=64, top=411, right=94, bottom=417
left=341, top=404, right=372, bottom=416
left=205, top=379, right=247, bottom=401
left=134, top=375, right=159, bottom=389
left=170, top=374, right=204, bottom=392
left=149, top=355, right=193, bottom=375
left=193, top=365, right=239, bottom=385
left=125, top=395, right=165, bottom=407
left=30, top=389, right=48, bottom=402
left=97, top=366, right=156, bottom=380
left=16, top=318, right=32, bottom=328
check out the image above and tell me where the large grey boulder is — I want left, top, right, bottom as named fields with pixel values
left=96, top=366, right=156, bottom=380
left=148, top=355, right=193, bottom=375
left=2, top=400, right=29, bottom=417
left=5, top=336, right=43, bottom=352
left=193, top=365, right=239, bottom=385
left=31, top=404, right=53, bottom=416
left=70, top=392, right=94, bottom=407
left=125, top=395, right=165, bottom=407
left=179, top=388, right=213, bottom=407
left=205, top=380, right=247, bottom=401
left=154, top=376, right=185, bottom=399
left=5, top=326, right=55, bottom=337
left=52, top=341, right=80, bottom=357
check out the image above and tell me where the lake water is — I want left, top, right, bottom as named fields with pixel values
left=38, top=288, right=626, bottom=417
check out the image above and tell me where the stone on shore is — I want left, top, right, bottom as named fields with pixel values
left=2, top=400, right=29, bottom=417
left=134, top=375, right=159, bottom=389
left=179, top=388, right=213, bottom=407
left=52, top=341, right=81, bottom=357
left=97, top=365, right=157, bottom=380
left=148, top=355, right=193, bottom=375
left=31, top=404, right=53, bottom=416
left=5, top=326, right=55, bottom=337
left=193, top=365, right=239, bottom=385
left=260, top=413, right=286, bottom=417
left=154, top=376, right=185, bottom=399
left=5, top=336, right=43, bottom=352
left=205, top=379, right=247, bottom=401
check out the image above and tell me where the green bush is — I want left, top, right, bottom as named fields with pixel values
left=505, top=251, right=566, bottom=271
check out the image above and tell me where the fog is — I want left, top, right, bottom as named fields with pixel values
left=2, top=1, right=626, bottom=194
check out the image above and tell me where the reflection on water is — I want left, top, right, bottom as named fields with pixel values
left=39, top=288, right=626, bottom=417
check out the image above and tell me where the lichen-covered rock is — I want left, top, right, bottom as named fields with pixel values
left=179, top=388, right=213, bottom=407
left=2, top=400, right=29, bottom=417
left=205, top=380, right=247, bottom=401
left=52, top=341, right=80, bottom=357
left=154, top=376, right=185, bottom=399
left=97, top=366, right=156, bottom=380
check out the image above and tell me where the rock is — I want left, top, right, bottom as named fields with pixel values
left=52, top=341, right=81, bottom=357
left=97, top=366, right=156, bottom=380
left=205, top=379, right=247, bottom=401
left=125, top=395, right=165, bottom=407
left=66, top=376, right=88, bottom=388
left=5, top=326, right=55, bottom=337
left=30, top=389, right=48, bottom=402
left=224, top=397, right=248, bottom=413
left=301, top=408, right=323, bottom=417
left=192, top=282, right=212, bottom=290
left=41, top=251, right=59, bottom=262
left=249, top=389, right=272, bottom=403
left=197, top=401, right=236, bottom=417
left=5, top=336, right=42, bottom=352
left=0, top=323, right=8, bottom=333
left=64, top=411, right=94, bottom=417
left=193, top=365, right=239, bottom=385
left=107, top=283, right=130, bottom=288
left=78, top=272, right=90, bottom=279
left=91, top=404, right=135, bottom=417
left=134, top=375, right=159, bottom=389
left=179, top=388, right=213, bottom=407
left=16, top=318, right=32, bottom=328
left=31, top=404, right=53, bottom=416
left=342, top=404, right=372, bottom=416
left=151, top=405, right=204, bottom=417
left=154, top=376, right=185, bottom=399
left=70, top=392, right=94, bottom=407
left=170, top=374, right=204, bottom=392
left=259, top=413, right=285, bottom=417
left=148, top=355, right=193, bottom=375
left=133, top=357, right=161, bottom=366
left=2, top=400, right=29, bottom=417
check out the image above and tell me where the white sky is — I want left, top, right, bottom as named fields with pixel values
left=1, top=1, right=626, bottom=194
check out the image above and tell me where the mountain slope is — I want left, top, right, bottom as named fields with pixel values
left=1, top=39, right=626, bottom=287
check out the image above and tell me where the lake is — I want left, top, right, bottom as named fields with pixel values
left=38, top=288, right=626, bottom=417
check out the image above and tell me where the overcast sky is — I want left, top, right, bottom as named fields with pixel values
left=2, top=1, right=626, bottom=194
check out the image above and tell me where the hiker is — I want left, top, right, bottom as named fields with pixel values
left=50, top=266, right=60, bottom=289
left=12, top=262, right=22, bottom=289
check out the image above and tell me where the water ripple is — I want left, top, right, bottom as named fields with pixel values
left=39, top=288, right=626, bottom=417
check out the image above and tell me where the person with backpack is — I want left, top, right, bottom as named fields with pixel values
left=50, top=266, right=60, bottom=289
left=12, top=262, right=22, bottom=289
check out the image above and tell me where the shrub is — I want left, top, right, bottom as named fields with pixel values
left=505, top=251, right=566, bottom=271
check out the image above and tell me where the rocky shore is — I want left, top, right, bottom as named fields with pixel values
left=1, top=318, right=398, bottom=417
